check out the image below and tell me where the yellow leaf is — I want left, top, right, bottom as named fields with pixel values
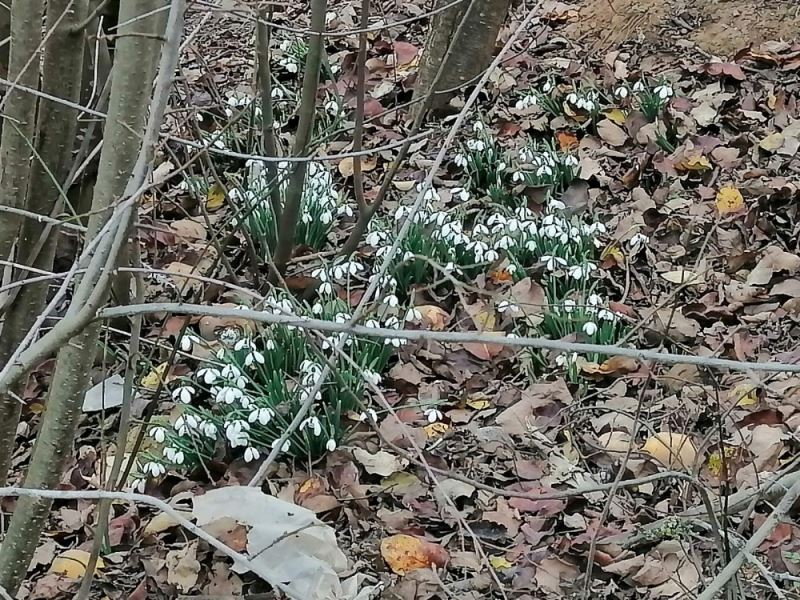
left=206, top=182, right=226, bottom=210
left=490, top=556, right=514, bottom=570
left=380, top=534, right=448, bottom=575
left=50, top=549, right=105, bottom=579
left=338, top=156, right=377, bottom=178
left=601, top=244, right=625, bottom=268
left=392, top=180, right=416, bottom=191
left=466, top=398, right=491, bottom=410
left=715, top=186, right=745, bottom=215
left=473, top=310, right=495, bottom=331
left=678, top=155, right=712, bottom=172
left=729, top=383, right=758, bottom=406
left=642, top=432, right=697, bottom=470
left=416, top=305, right=450, bottom=330
left=141, top=362, right=168, bottom=390
left=380, top=472, right=421, bottom=491
left=605, top=108, right=627, bottom=125
left=660, top=269, right=704, bottom=286
left=707, top=446, right=737, bottom=477
left=759, top=132, right=785, bottom=152
left=144, top=510, right=193, bottom=535
left=424, top=422, right=449, bottom=438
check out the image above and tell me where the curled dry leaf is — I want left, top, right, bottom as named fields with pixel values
left=715, top=186, right=745, bottom=215
left=380, top=534, right=448, bottom=575
left=416, top=305, right=450, bottom=330
left=352, top=447, right=409, bottom=476
left=49, top=549, right=105, bottom=578
left=746, top=246, right=800, bottom=286
left=338, top=155, right=377, bottom=178
left=641, top=432, right=697, bottom=470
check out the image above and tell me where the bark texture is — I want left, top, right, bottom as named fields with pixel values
left=414, top=0, right=511, bottom=114
left=0, top=0, right=165, bottom=592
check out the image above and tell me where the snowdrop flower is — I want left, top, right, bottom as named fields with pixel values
left=225, top=420, right=250, bottom=447
left=221, top=364, right=242, bottom=380
left=566, top=92, right=579, bottom=105
left=244, top=446, right=261, bottom=462
left=248, top=407, right=274, bottom=426
left=629, top=232, right=649, bottom=249
left=363, top=370, right=382, bottom=387
left=333, top=260, right=363, bottom=280
left=180, top=334, right=200, bottom=352
left=495, top=235, right=515, bottom=250
left=472, top=121, right=484, bottom=133
left=163, top=447, right=185, bottom=465
left=359, top=409, right=378, bottom=423
left=484, top=249, right=499, bottom=262
left=300, top=416, right=323, bottom=437
left=654, top=84, right=673, bottom=99
left=385, top=336, right=407, bottom=347
left=197, top=367, right=220, bottom=385
left=562, top=299, right=576, bottom=313
left=542, top=255, right=567, bottom=271
left=598, top=308, right=616, bottom=322
left=132, top=478, right=146, bottom=493
left=326, top=439, right=337, bottom=452
left=497, top=300, right=520, bottom=314
left=555, top=352, right=578, bottom=367
left=512, top=170, right=527, bottom=183
left=172, top=385, right=195, bottom=404
left=543, top=81, right=554, bottom=93
left=549, top=199, right=566, bottom=211
left=271, top=438, right=291, bottom=453
left=365, top=319, right=380, bottom=329
left=214, top=386, right=242, bottom=405
left=614, top=86, right=629, bottom=99
left=583, top=321, right=598, bottom=336
left=337, top=203, right=354, bottom=218
left=405, top=307, right=422, bottom=322
left=366, top=231, right=388, bottom=246
left=149, top=426, right=167, bottom=443
left=234, top=338, right=255, bottom=352
left=633, top=81, right=645, bottom=92
left=424, top=408, right=443, bottom=423
left=143, top=461, right=166, bottom=478
left=588, top=293, right=603, bottom=306
left=383, top=294, right=399, bottom=308
left=466, top=139, right=486, bottom=152
left=564, top=154, right=580, bottom=168
left=454, top=153, right=468, bottom=168
left=324, top=100, right=340, bottom=115
left=199, top=420, right=218, bottom=439
left=318, top=280, right=333, bottom=296
left=174, top=414, right=199, bottom=436
left=568, top=263, right=597, bottom=280
left=244, top=350, right=265, bottom=367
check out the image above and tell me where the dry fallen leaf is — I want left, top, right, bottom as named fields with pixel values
left=49, top=549, right=104, bottom=579
left=660, top=269, right=704, bottom=286
left=380, top=534, right=448, bottom=575
left=416, top=305, right=450, bottom=330
left=596, top=119, right=628, bottom=146
left=140, top=361, right=169, bottom=390
left=759, top=132, right=785, bottom=152
left=715, top=186, right=745, bottom=215
left=206, top=182, right=226, bottom=210
left=352, top=448, right=408, bottom=476
left=642, top=432, right=697, bottom=470
left=338, top=155, right=377, bottom=178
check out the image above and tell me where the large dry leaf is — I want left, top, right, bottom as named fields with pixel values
left=166, top=542, right=201, bottom=592
left=380, top=534, right=448, bottom=575
left=338, top=156, right=377, bottom=178
left=352, top=448, right=408, bottom=476
left=596, top=119, right=628, bottom=146
left=193, top=487, right=371, bottom=600
left=641, top=432, right=697, bottom=470
left=747, top=246, right=800, bottom=286
left=49, top=549, right=104, bottom=579
left=82, top=374, right=125, bottom=412
left=496, top=379, right=572, bottom=435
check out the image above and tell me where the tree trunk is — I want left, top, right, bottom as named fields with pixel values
left=0, top=0, right=80, bottom=485
left=414, top=0, right=511, bottom=116
left=0, top=0, right=166, bottom=591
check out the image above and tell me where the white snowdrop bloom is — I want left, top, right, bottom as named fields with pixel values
left=519, top=147, right=535, bottom=163
left=225, top=420, right=250, bottom=447
left=301, top=211, right=313, bottom=224
left=271, top=86, right=284, bottom=99
left=506, top=218, right=521, bottom=233
left=512, top=170, right=526, bottom=183
left=405, top=307, right=422, bottom=322
left=629, top=232, right=649, bottom=248
left=555, top=352, right=578, bottom=367
left=654, top=84, right=673, bottom=99
left=385, top=336, right=407, bottom=347
left=454, top=153, right=468, bottom=168
left=562, top=299, right=576, bottom=313
left=506, top=264, right=517, bottom=274
left=365, top=318, right=380, bottom=329
left=163, top=447, right=185, bottom=465
left=568, top=263, right=597, bottom=280
left=473, top=223, right=490, bottom=237
left=337, top=203, right=354, bottom=217
left=424, top=408, right=443, bottom=423
left=466, top=139, right=486, bottom=152
left=359, top=409, right=378, bottom=423
left=326, top=439, right=337, bottom=452
left=180, top=334, right=200, bottom=352
left=615, top=86, right=629, bottom=99
left=132, top=478, right=146, bottom=493
left=598, top=308, right=616, bottom=322
left=221, top=364, right=242, bottom=380
left=174, top=414, right=199, bottom=437
left=542, top=255, right=567, bottom=271
left=566, top=92, right=579, bottom=105
left=143, top=461, right=166, bottom=478
left=365, top=231, right=387, bottom=246
left=536, top=165, right=553, bottom=177
left=542, top=224, right=560, bottom=239
left=199, top=420, right=218, bottom=439
left=319, top=210, right=333, bottom=225
left=394, top=205, right=409, bottom=221
left=300, top=417, right=323, bottom=437
left=497, top=300, right=520, bottom=314
left=400, top=250, right=415, bottom=263
left=495, top=235, right=515, bottom=250
left=214, top=386, right=243, bottom=405
left=543, top=81, right=554, bottom=93
left=633, top=80, right=645, bottom=92
left=548, top=199, right=566, bottom=211
left=149, top=426, right=167, bottom=444
left=363, top=370, right=382, bottom=387
left=318, top=281, right=333, bottom=296
left=383, top=294, right=399, bottom=308
left=588, top=293, right=603, bottom=306
left=451, top=187, right=469, bottom=202
left=472, top=121, right=484, bottom=133
left=564, top=155, right=579, bottom=168
left=583, top=321, right=599, bottom=336
left=324, top=100, right=340, bottom=115
left=234, top=338, right=255, bottom=352
left=197, top=367, right=220, bottom=385
left=249, top=407, right=274, bottom=426
left=497, top=161, right=507, bottom=172
left=244, top=350, right=265, bottom=367
left=172, top=385, right=195, bottom=404
left=384, top=315, right=401, bottom=329
left=484, top=249, right=500, bottom=262
left=243, top=446, right=261, bottom=463
left=271, top=438, right=291, bottom=453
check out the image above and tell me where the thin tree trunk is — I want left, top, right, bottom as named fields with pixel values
left=0, top=0, right=77, bottom=485
left=271, top=0, right=327, bottom=274
left=0, top=0, right=167, bottom=591
left=414, top=0, right=511, bottom=116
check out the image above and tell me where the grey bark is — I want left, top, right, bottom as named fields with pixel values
left=414, top=0, right=511, bottom=115
left=0, top=0, right=166, bottom=592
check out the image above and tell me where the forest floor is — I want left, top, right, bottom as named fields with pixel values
left=11, top=0, right=800, bottom=599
